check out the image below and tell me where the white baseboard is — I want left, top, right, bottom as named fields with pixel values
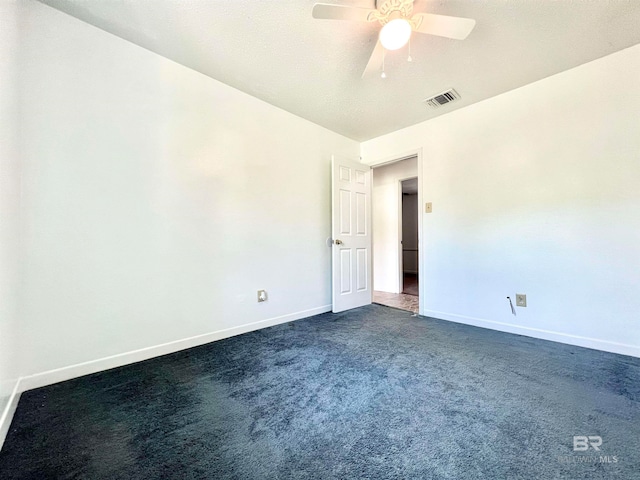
left=424, top=310, right=640, bottom=358
left=0, top=379, right=21, bottom=451
left=19, top=305, right=332, bottom=393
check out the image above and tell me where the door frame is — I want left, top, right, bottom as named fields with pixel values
left=367, top=148, right=424, bottom=316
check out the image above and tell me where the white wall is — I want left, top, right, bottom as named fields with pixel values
left=372, top=158, right=417, bottom=293
left=0, top=0, right=22, bottom=440
left=362, top=44, right=640, bottom=357
left=18, top=0, right=358, bottom=380
left=402, top=193, right=418, bottom=274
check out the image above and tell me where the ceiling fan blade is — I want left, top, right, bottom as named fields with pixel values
left=413, top=13, right=476, bottom=40
left=361, top=40, right=384, bottom=78
left=312, top=3, right=376, bottom=22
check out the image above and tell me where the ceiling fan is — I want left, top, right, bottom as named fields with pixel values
left=312, top=0, right=476, bottom=78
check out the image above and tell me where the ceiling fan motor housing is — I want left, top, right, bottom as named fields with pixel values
left=369, top=0, right=422, bottom=30
left=374, top=0, right=413, bottom=20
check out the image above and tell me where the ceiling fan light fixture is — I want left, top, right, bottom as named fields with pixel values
left=379, top=18, right=412, bottom=50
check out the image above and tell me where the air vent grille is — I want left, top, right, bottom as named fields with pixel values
left=424, top=89, right=460, bottom=109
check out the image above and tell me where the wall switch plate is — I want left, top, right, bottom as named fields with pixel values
left=425, top=202, right=433, bottom=213
left=257, top=290, right=267, bottom=302
left=516, top=294, right=527, bottom=307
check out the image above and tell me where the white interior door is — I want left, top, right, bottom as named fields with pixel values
left=331, top=155, right=372, bottom=313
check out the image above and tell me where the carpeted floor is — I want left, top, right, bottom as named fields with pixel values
left=1, top=304, right=639, bottom=479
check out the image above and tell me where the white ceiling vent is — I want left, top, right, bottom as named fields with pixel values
left=424, top=89, right=460, bottom=109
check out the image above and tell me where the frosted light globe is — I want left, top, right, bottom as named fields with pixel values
left=379, top=18, right=412, bottom=51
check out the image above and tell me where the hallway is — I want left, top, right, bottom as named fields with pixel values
left=373, top=274, right=419, bottom=314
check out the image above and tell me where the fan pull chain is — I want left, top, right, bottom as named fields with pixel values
left=407, top=37, right=413, bottom=62
left=381, top=48, right=386, bottom=79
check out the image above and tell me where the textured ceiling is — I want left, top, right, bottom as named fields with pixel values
left=37, top=0, right=640, bottom=141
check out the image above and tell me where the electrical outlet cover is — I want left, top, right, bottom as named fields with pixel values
left=516, top=294, right=527, bottom=307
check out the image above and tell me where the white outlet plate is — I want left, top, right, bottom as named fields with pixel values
left=257, top=290, right=267, bottom=302
left=516, top=294, right=527, bottom=307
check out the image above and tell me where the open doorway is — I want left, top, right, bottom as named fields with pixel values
left=401, top=178, right=419, bottom=297
left=371, top=157, right=419, bottom=314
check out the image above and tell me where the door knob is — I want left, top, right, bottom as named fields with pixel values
left=335, top=239, right=343, bottom=245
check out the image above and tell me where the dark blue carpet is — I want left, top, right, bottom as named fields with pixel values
left=1, top=304, right=639, bottom=479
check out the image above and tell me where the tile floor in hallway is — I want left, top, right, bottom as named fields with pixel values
left=373, top=291, right=419, bottom=313
left=373, top=274, right=419, bottom=313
